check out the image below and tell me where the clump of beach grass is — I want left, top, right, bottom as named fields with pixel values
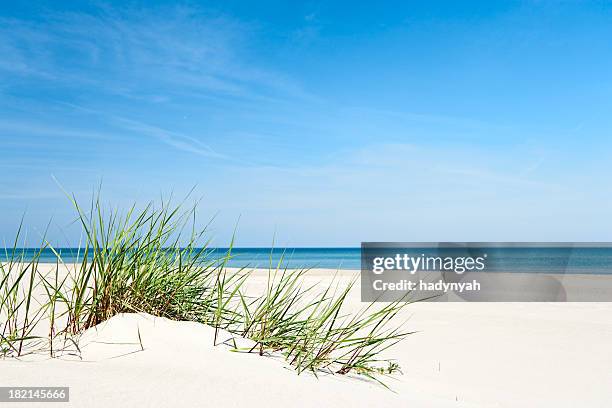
left=0, top=219, right=50, bottom=357
left=0, top=192, right=413, bottom=386
left=57, top=194, right=245, bottom=333
left=233, top=260, right=411, bottom=382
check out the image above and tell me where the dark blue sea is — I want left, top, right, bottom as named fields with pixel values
left=2, top=246, right=612, bottom=274
left=1, top=247, right=361, bottom=269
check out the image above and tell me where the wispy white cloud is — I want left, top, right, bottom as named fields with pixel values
left=0, top=6, right=309, bottom=102
left=111, top=116, right=227, bottom=159
left=46, top=101, right=228, bottom=159
left=0, top=120, right=120, bottom=141
left=0, top=5, right=319, bottom=161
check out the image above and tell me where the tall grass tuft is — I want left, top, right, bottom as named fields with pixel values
left=0, top=219, right=50, bottom=357
left=0, top=193, right=413, bottom=385
left=235, top=262, right=412, bottom=381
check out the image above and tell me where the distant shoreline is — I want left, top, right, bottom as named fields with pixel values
left=5, top=246, right=612, bottom=275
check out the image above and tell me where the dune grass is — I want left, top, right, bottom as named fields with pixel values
left=0, top=218, right=52, bottom=357
left=0, top=194, right=412, bottom=384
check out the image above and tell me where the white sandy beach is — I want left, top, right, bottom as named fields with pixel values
left=4, top=2, right=611, bottom=407
left=2, top=266, right=612, bottom=407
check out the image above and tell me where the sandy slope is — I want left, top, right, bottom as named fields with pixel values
left=2, top=313, right=468, bottom=408
left=2, top=268, right=612, bottom=407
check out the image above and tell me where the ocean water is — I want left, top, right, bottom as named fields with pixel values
left=1, top=247, right=362, bottom=270
left=2, top=246, right=612, bottom=274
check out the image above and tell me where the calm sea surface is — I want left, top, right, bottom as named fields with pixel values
left=2, top=247, right=612, bottom=274
left=2, top=247, right=361, bottom=269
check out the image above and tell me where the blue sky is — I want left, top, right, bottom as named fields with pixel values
left=1, top=1, right=611, bottom=246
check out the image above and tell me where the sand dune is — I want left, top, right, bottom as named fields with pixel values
left=2, top=313, right=468, bottom=407
left=2, top=269, right=612, bottom=407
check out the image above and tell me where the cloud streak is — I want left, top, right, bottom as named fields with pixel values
left=112, top=117, right=227, bottom=159
left=0, top=6, right=308, bottom=102
left=0, top=5, right=312, bottom=160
